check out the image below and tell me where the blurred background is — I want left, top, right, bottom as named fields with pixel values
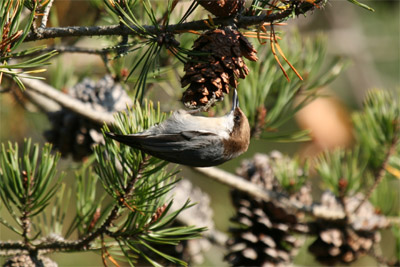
left=0, top=0, right=398, bottom=266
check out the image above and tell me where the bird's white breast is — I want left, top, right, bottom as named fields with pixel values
left=144, top=109, right=234, bottom=139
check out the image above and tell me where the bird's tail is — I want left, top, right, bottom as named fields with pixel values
left=105, top=132, right=141, bottom=148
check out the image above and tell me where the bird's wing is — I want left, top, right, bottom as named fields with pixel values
left=106, top=131, right=218, bottom=151
left=106, top=131, right=224, bottom=166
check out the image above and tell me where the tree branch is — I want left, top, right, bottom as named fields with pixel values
left=193, top=166, right=346, bottom=220
left=36, top=156, right=150, bottom=252
left=23, top=88, right=61, bottom=113
left=23, top=7, right=309, bottom=42
left=39, top=0, right=55, bottom=29
left=27, top=45, right=111, bottom=56
left=0, top=241, right=26, bottom=250
left=21, top=78, right=116, bottom=126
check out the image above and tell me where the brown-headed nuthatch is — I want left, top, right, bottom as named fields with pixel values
left=105, top=89, right=250, bottom=167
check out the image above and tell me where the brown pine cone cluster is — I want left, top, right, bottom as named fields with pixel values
left=225, top=153, right=311, bottom=266
left=196, top=0, right=245, bottom=17
left=308, top=191, right=389, bottom=265
left=181, top=27, right=258, bottom=108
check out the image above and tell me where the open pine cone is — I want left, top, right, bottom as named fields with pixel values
left=181, top=27, right=257, bottom=108
left=308, top=191, right=389, bottom=265
left=225, top=153, right=311, bottom=266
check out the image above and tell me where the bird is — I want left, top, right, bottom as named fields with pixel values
left=105, top=89, right=250, bottom=167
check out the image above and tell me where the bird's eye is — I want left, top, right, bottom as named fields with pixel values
left=234, top=115, right=241, bottom=122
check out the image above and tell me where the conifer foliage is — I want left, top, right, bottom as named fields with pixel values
left=1, top=0, right=398, bottom=266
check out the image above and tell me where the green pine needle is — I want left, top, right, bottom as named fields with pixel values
left=346, top=0, right=375, bottom=11
left=0, top=139, right=63, bottom=237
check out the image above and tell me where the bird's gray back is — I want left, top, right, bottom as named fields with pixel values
left=139, top=133, right=227, bottom=166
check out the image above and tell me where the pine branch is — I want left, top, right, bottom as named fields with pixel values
left=354, top=125, right=400, bottom=213
left=23, top=9, right=307, bottom=42
left=35, top=156, right=150, bottom=252
left=0, top=241, right=26, bottom=250
left=193, top=167, right=346, bottom=220
left=125, top=155, right=150, bottom=197
left=39, top=0, right=54, bottom=29
left=23, top=88, right=61, bottom=113
left=21, top=211, right=31, bottom=249
left=20, top=78, right=115, bottom=126
left=35, top=45, right=111, bottom=55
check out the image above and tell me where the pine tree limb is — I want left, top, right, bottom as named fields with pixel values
left=23, top=8, right=308, bottom=42
left=21, top=78, right=116, bottom=126
left=193, top=166, right=346, bottom=220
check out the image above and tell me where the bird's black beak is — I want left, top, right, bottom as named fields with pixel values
left=231, top=88, right=239, bottom=112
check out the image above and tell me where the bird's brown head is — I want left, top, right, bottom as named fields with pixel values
left=222, top=101, right=250, bottom=160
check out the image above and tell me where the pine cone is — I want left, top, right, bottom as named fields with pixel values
left=225, top=153, right=311, bottom=266
left=142, top=180, right=214, bottom=266
left=169, top=179, right=214, bottom=265
left=308, top=191, right=389, bottom=265
left=44, top=75, right=132, bottom=161
left=196, top=0, right=245, bottom=17
left=181, top=27, right=257, bottom=108
left=3, top=254, right=57, bottom=267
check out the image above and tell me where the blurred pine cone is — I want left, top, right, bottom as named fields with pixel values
left=144, top=179, right=214, bottom=266
left=196, top=0, right=245, bottom=17
left=169, top=179, right=214, bottom=265
left=181, top=27, right=257, bottom=108
left=44, top=75, right=132, bottom=161
left=225, top=153, right=311, bottom=266
left=3, top=254, right=57, bottom=267
left=308, top=191, right=389, bottom=265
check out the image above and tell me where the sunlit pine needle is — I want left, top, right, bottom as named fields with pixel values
left=270, top=27, right=290, bottom=81
left=272, top=30, right=303, bottom=80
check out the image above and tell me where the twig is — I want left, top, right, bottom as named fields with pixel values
left=338, top=181, right=351, bottom=223
left=193, top=167, right=346, bottom=220
left=0, top=241, right=26, bottom=250
left=23, top=7, right=311, bottom=42
left=354, top=126, right=400, bottom=213
left=27, top=46, right=111, bottom=57
left=126, top=156, right=150, bottom=196
left=36, top=156, right=149, bottom=252
left=35, top=205, right=121, bottom=251
left=21, top=212, right=31, bottom=249
left=39, top=0, right=55, bottom=29
left=20, top=78, right=116, bottom=126
left=30, top=11, right=38, bottom=37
